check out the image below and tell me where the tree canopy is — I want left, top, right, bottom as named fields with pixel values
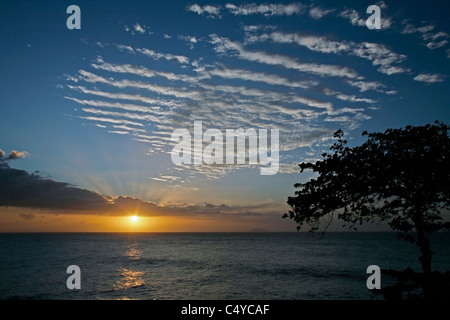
left=284, top=121, right=450, bottom=279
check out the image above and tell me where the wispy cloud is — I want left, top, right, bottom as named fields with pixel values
left=115, top=44, right=190, bottom=64
left=75, top=70, right=199, bottom=99
left=108, top=130, right=129, bottom=135
left=265, top=32, right=409, bottom=75
left=81, top=107, right=159, bottom=123
left=92, top=57, right=185, bottom=81
left=68, top=85, right=181, bottom=108
left=112, top=125, right=146, bottom=134
left=339, top=9, right=366, bottom=27
left=345, top=80, right=392, bottom=94
left=187, top=2, right=307, bottom=19
left=116, top=44, right=136, bottom=54
left=66, top=96, right=153, bottom=113
left=308, top=6, right=334, bottom=19
left=323, top=88, right=377, bottom=104
left=187, top=4, right=221, bottom=18
left=210, top=34, right=360, bottom=79
left=136, top=48, right=189, bottom=64
left=225, top=3, right=305, bottom=16
left=178, top=35, right=198, bottom=49
left=401, top=21, right=449, bottom=51
left=413, top=73, right=446, bottom=84
left=79, top=116, right=144, bottom=127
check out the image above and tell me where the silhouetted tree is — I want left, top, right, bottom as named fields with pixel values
left=284, top=122, right=450, bottom=296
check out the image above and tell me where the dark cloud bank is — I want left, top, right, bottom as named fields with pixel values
left=0, top=156, right=264, bottom=217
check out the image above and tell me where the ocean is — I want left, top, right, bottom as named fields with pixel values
left=1, top=232, right=449, bottom=300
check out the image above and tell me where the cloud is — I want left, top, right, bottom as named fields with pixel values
left=210, top=34, right=360, bottom=79
left=225, top=3, right=304, bottom=16
left=350, top=42, right=408, bottom=75
left=115, top=45, right=191, bottom=64
left=375, top=1, right=388, bottom=9
left=401, top=23, right=434, bottom=35
left=81, top=107, right=157, bottom=123
left=116, top=44, right=135, bottom=54
left=108, top=130, right=129, bottom=135
left=91, top=58, right=184, bottom=81
left=339, top=9, right=366, bottom=27
left=308, top=6, right=334, bottom=19
left=323, top=88, right=377, bottom=104
left=346, top=80, right=387, bottom=93
left=75, top=70, right=199, bottom=99
left=65, top=96, right=152, bottom=113
left=426, top=40, right=448, bottom=50
left=136, top=48, right=189, bottom=64
left=79, top=116, right=144, bottom=128
left=134, top=23, right=146, bottom=34
left=268, top=32, right=351, bottom=54
left=178, top=35, right=198, bottom=49
left=124, top=23, right=151, bottom=35
left=265, top=32, right=408, bottom=75
left=277, top=162, right=301, bottom=174
left=7, top=150, right=30, bottom=160
left=187, top=4, right=221, bottom=18
left=0, top=164, right=112, bottom=211
left=187, top=2, right=307, bottom=18
left=68, top=85, right=181, bottom=108
left=413, top=73, right=445, bottom=84
left=19, top=213, right=35, bottom=221
left=401, top=21, right=449, bottom=51
left=0, top=149, right=30, bottom=161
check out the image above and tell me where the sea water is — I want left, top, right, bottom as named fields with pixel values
left=0, top=232, right=449, bottom=300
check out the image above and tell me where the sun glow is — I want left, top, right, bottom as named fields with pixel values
left=130, top=215, right=139, bottom=222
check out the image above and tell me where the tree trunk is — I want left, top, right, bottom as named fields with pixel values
left=416, top=228, right=433, bottom=298
left=417, top=229, right=432, bottom=273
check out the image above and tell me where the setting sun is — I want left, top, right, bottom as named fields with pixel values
left=130, top=215, right=139, bottom=222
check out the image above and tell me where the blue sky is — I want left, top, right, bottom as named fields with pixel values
left=0, top=0, right=449, bottom=231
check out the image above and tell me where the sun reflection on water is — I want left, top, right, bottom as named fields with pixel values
left=125, top=245, right=143, bottom=261
left=113, top=242, right=146, bottom=294
left=114, top=268, right=146, bottom=290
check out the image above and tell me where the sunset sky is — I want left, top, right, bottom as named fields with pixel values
left=0, top=0, right=449, bottom=232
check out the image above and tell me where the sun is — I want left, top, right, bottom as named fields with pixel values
left=130, top=215, right=139, bottom=223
